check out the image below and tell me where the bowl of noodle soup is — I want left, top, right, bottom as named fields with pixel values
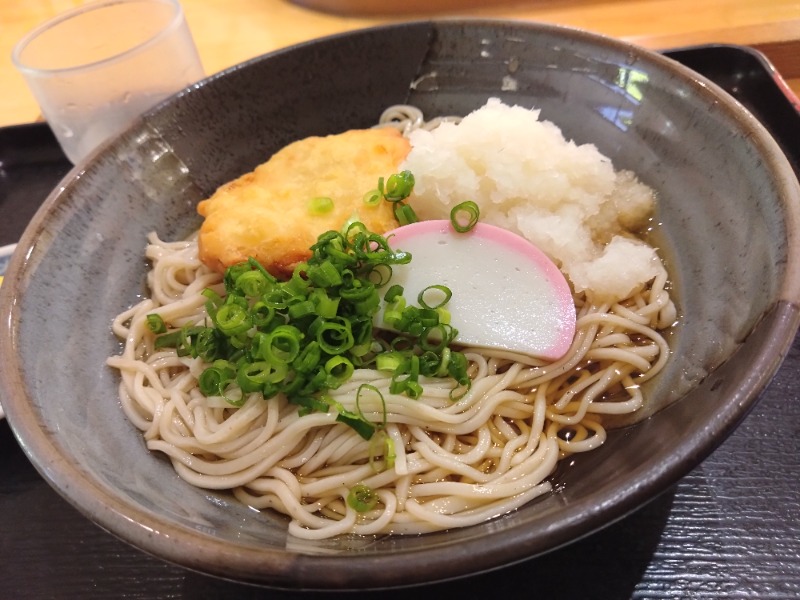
left=1, top=20, right=799, bottom=589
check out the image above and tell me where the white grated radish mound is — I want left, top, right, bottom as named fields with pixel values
left=402, top=98, right=665, bottom=302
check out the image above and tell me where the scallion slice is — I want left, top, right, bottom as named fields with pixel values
left=450, top=200, right=480, bottom=232
left=394, top=203, right=418, bottom=226
left=383, top=170, right=415, bottom=202
left=308, top=196, right=334, bottom=215
left=146, top=314, right=167, bottom=334
left=347, top=484, right=378, bottom=512
left=362, top=188, right=382, bottom=206
left=418, top=284, right=452, bottom=309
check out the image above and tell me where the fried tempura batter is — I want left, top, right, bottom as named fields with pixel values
left=197, top=128, right=410, bottom=277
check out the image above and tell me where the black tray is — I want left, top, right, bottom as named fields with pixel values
left=2, top=45, right=799, bottom=599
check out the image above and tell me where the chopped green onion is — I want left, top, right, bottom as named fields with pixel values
left=152, top=202, right=473, bottom=437
left=287, top=299, right=315, bottom=320
left=315, top=318, right=354, bottom=355
left=344, top=221, right=369, bottom=243
left=418, top=284, right=452, bottom=309
left=292, top=341, right=321, bottom=374
left=262, top=325, right=303, bottom=364
left=350, top=317, right=373, bottom=345
left=435, top=347, right=451, bottom=375
left=247, top=257, right=277, bottom=283
left=336, top=412, right=374, bottom=439
left=324, top=393, right=376, bottom=440
left=362, top=189, right=382, bottom=206
left=194, top=328, right=223, bottom=362
left=235, top=269, right=271, bottom=297
left=290, top=394, right=329, bottom=416
left=223, top=262, right=252, bottom=293
left=383, top=170, right=415, bottom=202
left=308, top=196, right=334, bottom=215
left=365, top=263, right=392, bottom=286
left=419, top=326, right=450, bottom=353
left=250, top=302, right=276, bottom=329
left=376, top=351, right=406, bottom=373
left=237, top=361, right=285, bottom=393
left=369, top=429, right=396, bottom=472
left=339, top=280, right=375, bottom=302
left=221, top=382, right=246, bottom=407
left=154, top=325, right=208, bottom=356
left=394, top=202, right=418, bottom=226
left=306, top=288, right=335, bottom=318
left=347, top=484, right=378, bottom=513
left=450, top=200, right=480, bottom=232
left=202, top=287, right=224, bottom=305
left=384, top=284, right=404, bottom=302
left=214, top=303, right=251, bottom=336
left=447, top=350, right=470, bottom=385
left=418, top=350, right=442, bottom=376
left=198, top=360, right=236, bottom=396
left=307, top=260, right=343, bottom=288
left=357, top=383, right=387, bottom=427
left=324, top=356, right=354, bottom=387
left=146, top=314, right=167, bottom=334
left=285, top=264, right=311, bottom=297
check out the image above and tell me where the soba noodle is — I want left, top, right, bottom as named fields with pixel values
left=107, top=106, right=675, bottom=539
left=376, top=104, right=461, bottom=136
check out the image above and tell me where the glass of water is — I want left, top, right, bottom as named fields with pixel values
left=12, top=0, right=205, bottom=164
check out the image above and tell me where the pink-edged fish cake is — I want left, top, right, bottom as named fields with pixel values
left=379, top=220, right=576, bottom=361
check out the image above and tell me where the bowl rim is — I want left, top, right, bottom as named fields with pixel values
left=2, top=18, right=800, bottom=590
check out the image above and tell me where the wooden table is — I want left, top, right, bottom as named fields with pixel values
left=3, top=0, right=799, bottom=128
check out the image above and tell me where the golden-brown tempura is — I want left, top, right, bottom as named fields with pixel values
left=197, top=128, right=410, bottom=277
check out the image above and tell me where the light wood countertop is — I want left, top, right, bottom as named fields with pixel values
left=3, top=0, right=799, bottom=128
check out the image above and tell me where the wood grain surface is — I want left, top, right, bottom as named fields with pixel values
left=3, top=0, right=799, bottom=127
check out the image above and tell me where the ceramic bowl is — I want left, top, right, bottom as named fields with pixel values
left=1, top=20, right=799, bottom=590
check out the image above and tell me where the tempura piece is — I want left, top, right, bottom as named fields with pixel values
left=197, top=128, right=410, bottom=277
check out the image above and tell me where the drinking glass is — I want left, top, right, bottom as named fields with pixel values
left=12, top=0, right=205, bottom=164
